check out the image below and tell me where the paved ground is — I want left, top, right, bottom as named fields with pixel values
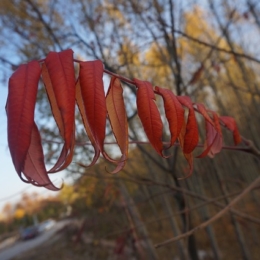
left=0, top=219, right=70, bottom=260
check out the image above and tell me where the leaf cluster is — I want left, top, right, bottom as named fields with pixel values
left=6, top=49, right=241, bottom=190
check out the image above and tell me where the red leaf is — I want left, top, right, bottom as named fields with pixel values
left=6, top=61, right=40, bottom=176
left=155, top=86, right=184, bottom=148
left=78, top=60, right=107, bottom=155
left=134, top=78, right=163, bottom=156
left=212, top=112, right=222, bottom=135
left=6, top=61, right=59, bottom=190
left=202, top=112, right=223, bottom=158
left=76, top=80, right=100, bottom=167
left=106, top=77, right=128, bottom=173
left=208, top=129, right=222, bottom=158
left=196, top=103, right=214, bottom=126
left=219, top=116, right=241, bottom=145
left=211, top=112, right=223, bottom=153
left=177, top=96, right=199, bottom=154
left=23, top=124, right=61, bottom=190
left=196, top=104, right=220, bottom=158
left=189, top=64, right=204, bottom=85
left=42, top=49, right=75, bottom=172
left=197, top=122, right=222, bottom=158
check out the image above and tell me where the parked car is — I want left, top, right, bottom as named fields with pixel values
left=38, top=219, right=56, bottom=233
left=20, top=226, right=38, bottom=240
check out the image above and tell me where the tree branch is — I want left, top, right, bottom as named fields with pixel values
left=154, top=174, right=260, bottom=248
left=174, top=29, right=260, bottom=64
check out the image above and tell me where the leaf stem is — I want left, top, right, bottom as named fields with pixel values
left=103, top=69, right=136, bottom=86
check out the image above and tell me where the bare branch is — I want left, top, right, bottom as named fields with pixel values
left=154, top=174, right=260, bottom=248
left=174, top=29, right=260, bottom=64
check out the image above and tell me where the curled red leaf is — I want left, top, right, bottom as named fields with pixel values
left=106, top=77, right=128, bottom=173
left=208, top=112, right=223, bottom=157
left=76, top=80, right=100, bottom=167
left=155, top=86, right=184, bottom=149
left=196, top=103, right=214, bottom=126
left=134, top=79, right=163, bottom=156
left=23, top=124, right=61, bottom=190
left=219, top=116, right=241, bottom=145
left=6, top=61, right=40, bottom=175
left=177, top=96, right=199, bottom=154
left=189, top=63, right=204, bottom=85
left=42, top=49, right=76, bottom=173
left=78, top=60, right=107, bottom=158
left=196, top=105, right=221, bottom=158
left=6, top=61, right=59, bottom=190
left=197, top=123, right=222, bottom=158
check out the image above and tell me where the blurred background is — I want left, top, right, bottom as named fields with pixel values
left=0, top=0, right=260, bottom=259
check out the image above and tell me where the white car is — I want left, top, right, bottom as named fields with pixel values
left=38, top=219, right=56, bottom=233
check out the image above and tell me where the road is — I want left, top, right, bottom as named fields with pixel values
left=0, top=219, right=70, bottom=260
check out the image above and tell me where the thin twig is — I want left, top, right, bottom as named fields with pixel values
left=74, top=171, right=260, bottom=226
left=174, top=29, right=260, bottom=64
left=42, top=138, right=254, bottom=154
left=154, top=174, right=260, bottom=248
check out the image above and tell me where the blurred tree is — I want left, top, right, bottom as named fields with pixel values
left=2, top=0, right=260, bottom=259
left=2, top=203, right=13, bottom=222
left=14, top=208, right=25, bottom=219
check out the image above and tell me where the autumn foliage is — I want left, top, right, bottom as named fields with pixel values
left=6, top=49, right=241, bottom=190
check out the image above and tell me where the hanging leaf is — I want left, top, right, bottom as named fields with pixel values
left=42, top=49, right=75, bottom=173
left=189, top=63, right=204, bottom=85
left=106, top=77, right=128, bottom=173
left=134, top=79, right=163, bottom=156
left=196, top=104, right=218, bottom=158
left=78, top=60, right=107, bottom=158
left=23, top=124, right=61, bottom=190
left=196, top=103, right=214, bottom=126
left=219, top=116, right=241, bottom=145
left=177, top=96, right=199, bottom=154
left=197, top=124, right=220, bottom=158
left=6, top=61, right=40, bottom=177
left=197, top=110, right=223, bottom=158
left=207, top=112, right=223, bottom=157
left=155, top=86, right=184, bottom=148
left=6, top=60, right=59, bottom=190
left=75, top=80, right=100, bottom=167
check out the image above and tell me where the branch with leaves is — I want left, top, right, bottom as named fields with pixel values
left=6, top=49, right=245, bottom=190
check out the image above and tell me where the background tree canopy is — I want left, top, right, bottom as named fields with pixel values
left=1, top=0, right=260, bottom=259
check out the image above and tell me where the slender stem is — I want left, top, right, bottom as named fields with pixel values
left=42, top=138, right=247, bottom=153
left=154, top=174, right=260, bottom=248
left=73, top=59, right=136, bottom=85
left=173, top=29, right=260, bottom=64
left=104, top=69, right=136, bottom=85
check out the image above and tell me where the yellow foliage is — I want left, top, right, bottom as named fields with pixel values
left=0, top=1, right=63, bottom=56
left=142, top=43, right=172, bottom=87
left=178, top=6, right=231, bottom=60
left=98, top=1, right=126, bottom=26
left=117, top=39, right=140, bottom=66
left=14, top=208, right=25, bottom=219
left=59, top=184, right=79, bottom=204
left=83, top=178, right=97, bottom=207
